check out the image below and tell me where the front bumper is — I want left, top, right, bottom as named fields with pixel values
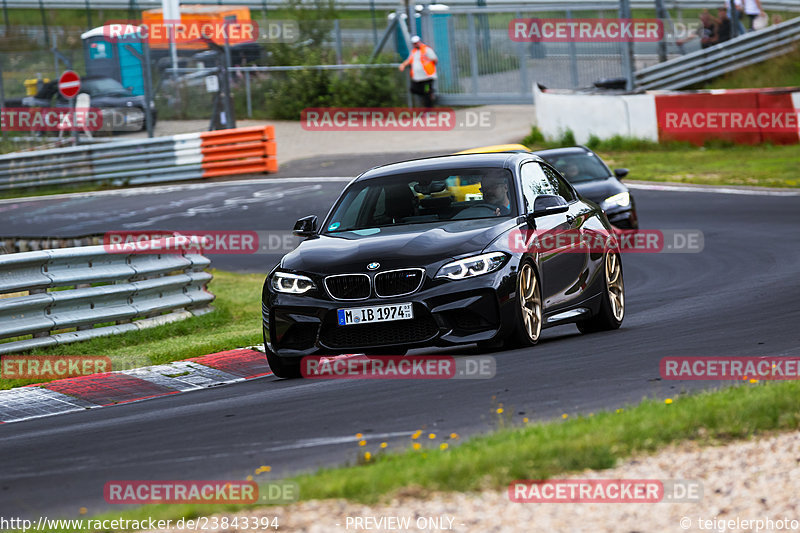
left=604, top=205, right=638, bottom=229
left=262, top=264, right=518, bottom=357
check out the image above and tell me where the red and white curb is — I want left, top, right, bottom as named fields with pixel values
left=0, top=348, right=272, bottom=424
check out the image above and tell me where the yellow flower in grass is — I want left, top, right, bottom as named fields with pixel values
left=411, top=430, right=422, bottom=440
left=665, top=398, right=673, bottom=405
left=358, top=440, right=367, bottom=447
left=413, top=442, right=421, bottom=450
left=496, top=408, right=504, bottom=414
left=428, top=433, right=436, bottom=439
left=450, top=432, right=459, bottom=439
left=440, top=443, right=448, bottom=450
left=364, top=452, right=372, bottom=461
left=562, top=413, right=569, bottom=419
left=380, top=442, right=388, bottom=449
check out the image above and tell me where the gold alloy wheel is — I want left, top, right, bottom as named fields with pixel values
left=606, top=251, right=625, bottom=322
left=519, top=263, right=542, bottom=343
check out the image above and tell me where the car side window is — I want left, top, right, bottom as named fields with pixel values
left=520, top=162, right=557, bottom=213
left=542, top=164, right=577, bottom=202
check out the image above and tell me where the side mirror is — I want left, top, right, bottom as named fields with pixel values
left=293, top=215, right=318, bottom=237
left=614, top=168, right=629, bottom=179
left=529, top=194, right=569, bottom=219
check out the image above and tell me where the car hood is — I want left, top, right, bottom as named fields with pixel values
left=281, top=218, right=518, bottom=274
left=571, top=177, right=628, bottom=205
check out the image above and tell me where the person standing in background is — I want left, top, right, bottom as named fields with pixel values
left=716, top=7, right=732, bottom=43
left=743, top=0, right=766, bottom=30
left=399, top=35, right=438, bottom=108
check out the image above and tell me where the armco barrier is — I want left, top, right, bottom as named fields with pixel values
left=0, top=125, right=277, bottom=191
left=635, top=17, right=800, bottom=91
left=0, top=238, right=214, bottom=355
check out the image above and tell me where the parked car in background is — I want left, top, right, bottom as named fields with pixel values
left=21, top=76, right=156, bottom=132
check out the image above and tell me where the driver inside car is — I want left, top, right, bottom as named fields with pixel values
left=479, top=174, right=512, bottom=216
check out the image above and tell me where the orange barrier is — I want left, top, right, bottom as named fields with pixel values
left=199, top=125, right=278, bottom=177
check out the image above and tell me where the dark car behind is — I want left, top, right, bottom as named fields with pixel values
left=532, top=146, right=638, bottom=229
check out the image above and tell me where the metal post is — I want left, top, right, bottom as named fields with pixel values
left=654, top=0, right=667, bottom=62
left=467, top=14, right=479, bottom=96
left=3, top=0, right=9, bottom=29
left=245, top=69, right=252, bottom=118
left=516, top=10, right=529, bottom=98
left=334, top=19, right=343, bottom=65
left=618, top=0, right=635, bottom=91
left=370, top=15, right=398, bottom=62
left=39, top=0, right=49, bottom=47
left=85, top=0, right=93, bottom=30
left=407, top=0, right=415, bottom=37
left=370, top=0, right=378, bottom=46
left=223, top=15, right=236, bottom=129
left=566, top=10, right=579, bottom=88
left=52, top=32, right=59, bottom=78
left=0, top=58, right=5, bottom=139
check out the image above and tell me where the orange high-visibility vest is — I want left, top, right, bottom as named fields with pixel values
left=409, top=44, right=436, bottom=78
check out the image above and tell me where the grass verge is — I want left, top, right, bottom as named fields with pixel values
left=0, top=270, right=264, bottom=391
left=37, top=378, right=800, bottom=528
left=522, top=127, right=800, bottom=188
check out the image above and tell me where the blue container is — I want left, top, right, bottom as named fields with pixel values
left=82, top=26, right=145, bottom=96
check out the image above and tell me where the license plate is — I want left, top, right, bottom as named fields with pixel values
left=337, top=303, right=414, bottom=326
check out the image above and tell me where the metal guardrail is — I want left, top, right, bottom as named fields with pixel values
left=635, top=17, right=800, bottom=90
left=0, top=238, right=214, bottom=355
left=0, top=125, right=277, bottom=191
left=1, top=0, right=799, bottom=11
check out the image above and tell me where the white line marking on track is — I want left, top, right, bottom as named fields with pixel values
left=626, top=182, right=800, bottom=197
left=0, top=177, right=354, bottom=205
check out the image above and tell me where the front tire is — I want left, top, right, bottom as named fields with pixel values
left=577, top=250, right=624, bottom=333
left=509, top=261, right=543, bottom=347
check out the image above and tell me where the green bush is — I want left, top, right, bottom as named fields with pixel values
left=521, top=125, right=545, bottom=147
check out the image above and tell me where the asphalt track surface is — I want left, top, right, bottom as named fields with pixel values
left=1, top=152, right=799, bottom=519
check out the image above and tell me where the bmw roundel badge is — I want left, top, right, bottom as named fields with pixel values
left=367, top=262, right=380, bottom=271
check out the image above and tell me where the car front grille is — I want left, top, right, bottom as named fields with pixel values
left=324, top=274, right=370, bottom=300
left=374, top=269, right=425, bottom=297
left=319, top=308, right=439, bottom=349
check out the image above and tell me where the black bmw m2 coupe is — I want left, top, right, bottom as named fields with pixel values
left=262, top=153, right=625, bottom=378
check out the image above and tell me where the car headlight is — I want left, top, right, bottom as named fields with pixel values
left=602, top=192, right=630, bottom=208
left=436, top=252, right=507, bottom=280
left=270, top=272, right=316, bottom=294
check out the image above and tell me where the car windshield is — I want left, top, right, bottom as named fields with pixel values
left=324, top=168, right=517, bottom=233
left=544, top=152, right=611, bottom=183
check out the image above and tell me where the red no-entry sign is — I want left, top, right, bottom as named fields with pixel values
left=58, top=70, right=81, bottom=99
